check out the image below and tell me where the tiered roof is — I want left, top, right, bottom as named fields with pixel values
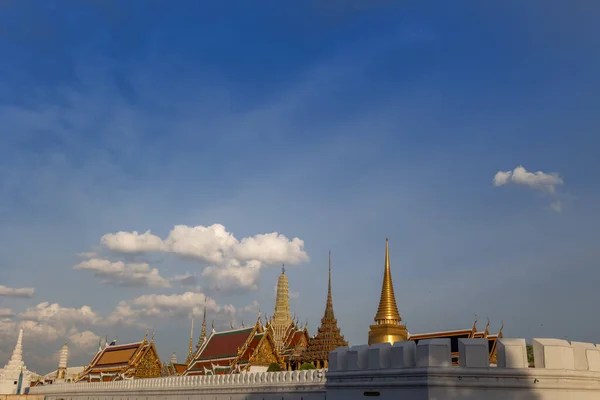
left=299, top=252, right=347, bottom=364
left=185, top=316, right=282, bottom=375
left=76, top=335, right=162, bottom=382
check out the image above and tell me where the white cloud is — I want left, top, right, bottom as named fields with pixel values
left=233, top=233, right=309, bottom=265
left=164, top=224, right=238, bottom=264
left=129, top=292, right=236, bottom=317
left=20, top=320, right=63, bottom=342
left=0, top=308, right=14, bottom=317
left=73, top=258, right=172, bottom=288
left=100, top=230, right=166, bottom=254
left=493, top=166, right=564, bottom=193
left=238, top=300, right=260, bottom=314
left=20, top=302, right=102, bottom=326
left=202, top=260, right=262, bottom=291
left=69, top=330, right=101, bottom=350
left=100, top=224, right=308, bottom=266
left=97, top=224, right=309, bottom=291
left=0, top=285, right=35, bottom=298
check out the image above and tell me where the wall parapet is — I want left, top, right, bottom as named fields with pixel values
left=328, top=337, right=600, bottom=372
left=29, top=369, right=327, bottom=394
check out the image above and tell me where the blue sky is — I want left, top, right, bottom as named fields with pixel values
left=0, top=0, right=599, bottom=373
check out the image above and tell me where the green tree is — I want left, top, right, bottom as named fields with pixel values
left=526, top=344, right=534, bottom=366
left=299, top=362, right=316, bottom=370
left=266, top=363, right=282, bottom=372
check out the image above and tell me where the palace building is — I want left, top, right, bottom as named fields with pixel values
left=76, top=333, right=163, bottom=382
left=368, top=238, right=504, bottom=365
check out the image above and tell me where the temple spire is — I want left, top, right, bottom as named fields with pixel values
left=323, top=250, right=335, bottom=320
left=368, top=238, right=408, bottom=345
left=10, top=327, right=24, bottom=363
left=271, top=263, right=293, bottom=352
left=186, top=315, right=194, bottom=364
left=374, top=238, right=402, bottom=324
left=200, top=297, right=207, bottom=342
left=298, top=250, right=347, bottom=368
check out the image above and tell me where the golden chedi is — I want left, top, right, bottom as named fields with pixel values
left=368, top=238, right=408, bottom=345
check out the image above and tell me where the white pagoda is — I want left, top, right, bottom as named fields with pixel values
left=0, top=327, right=32, bottom=394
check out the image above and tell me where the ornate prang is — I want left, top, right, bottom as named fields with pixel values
left=270, top=264, right=294, bottom=352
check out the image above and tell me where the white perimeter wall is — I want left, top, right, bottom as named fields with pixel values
left=30, top=338, right=600, bottom=400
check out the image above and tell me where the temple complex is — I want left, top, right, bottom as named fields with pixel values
left=184, top=315, right=283, bottom=375
left=0, top=327, right=32, bottom=394
left=296, top=251, right=347, bottom=369
left=368, top=238, right=408, bottom=345
left=76, top=333, right=163, bottom=382
left=367, top=238, right=504, bottom=364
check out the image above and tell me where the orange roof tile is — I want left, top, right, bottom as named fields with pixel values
left=196, top=327, right=254, bottom=360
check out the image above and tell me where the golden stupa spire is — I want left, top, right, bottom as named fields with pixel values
left=374, top=238, right=402, bottom=324
left=368, top=238, right=408, bottom=345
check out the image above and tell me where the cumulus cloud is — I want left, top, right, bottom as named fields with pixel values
left=0, top=308, right=14, bottom=317
left=69, top=330, right=101, bottom=350
left=100, top=224, right=308, bottom=265
left=73, top=258, right=172, bottom=288
left=233, top=233, right=309, bottom=265
left=97, top=224, right=309, bottom=290
left=493, top=166, right=566, bottom=212
left=20, top=302, right=102, bottom=326
left=0, top=285, right=35, bottom=297
left=202, top=260, right=262, bottom=291
left=100, top=230, right=166, bottom=254
left=493, top=166, right=564, bottom=193
left=128, top=292, right=236, bottom=318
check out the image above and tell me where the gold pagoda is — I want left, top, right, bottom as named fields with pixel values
left=368, top=238, right=408, bottom=345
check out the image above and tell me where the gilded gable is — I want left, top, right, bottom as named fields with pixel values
left=133, top=344, right=162, bottom=379
left=249, top=334, right=280, bottom=366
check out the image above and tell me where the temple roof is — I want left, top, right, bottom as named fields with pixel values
left=79, top=336, right=159, bottom=378
left=195, top=327, right=254, bottom=360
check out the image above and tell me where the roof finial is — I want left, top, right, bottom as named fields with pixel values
left=323, top=250, right=335, bottom=320
left=150, top=331, right=154, bottom=342
left=198, top=296, right=208, bottom=346
left=373, top=238, right=402, bottom=324
left=187, top=314, right=195, bottom=364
